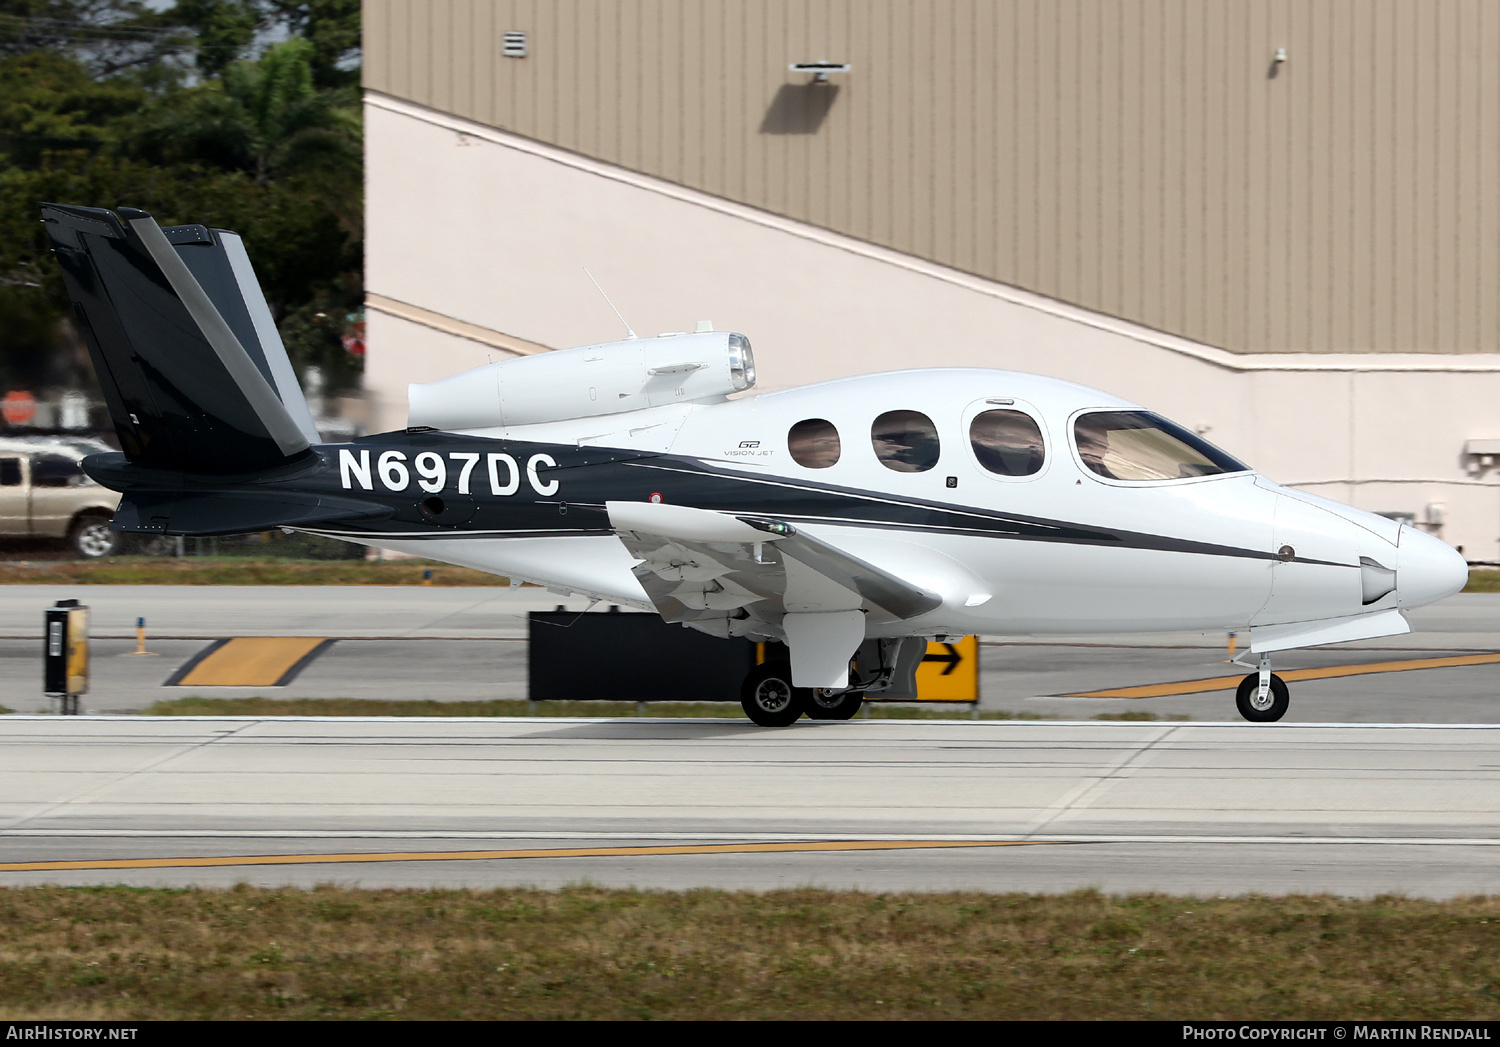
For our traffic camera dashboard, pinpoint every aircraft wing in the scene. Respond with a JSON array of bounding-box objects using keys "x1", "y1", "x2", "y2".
[{"x1": 606, "y1": 500, "x2": 942, "y2": 629}]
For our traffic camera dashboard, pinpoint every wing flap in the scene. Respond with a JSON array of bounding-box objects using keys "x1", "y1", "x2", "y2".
[
  {"x1": 605, "y1": 501, "x2": 941, "y2": 626},
  {"x1": 743, "y1": 518, "x2": 944, "y2": 620}
]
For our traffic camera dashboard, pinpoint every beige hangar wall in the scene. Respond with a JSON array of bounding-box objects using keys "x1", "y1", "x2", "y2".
[
  {"x1": 365, "y1": 93, "x2": 1500, "y2": 562},
  {"x1": 363, "y1": 0, "x2": 1500, "y2": 359}
]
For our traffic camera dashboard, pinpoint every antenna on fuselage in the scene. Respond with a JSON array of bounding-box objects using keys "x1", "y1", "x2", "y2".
[{"x1": 584, "y1": 268, "x2": 638, "y2": 340}]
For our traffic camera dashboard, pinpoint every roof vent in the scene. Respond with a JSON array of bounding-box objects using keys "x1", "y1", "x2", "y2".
[
  {"x1": 789, "y1": 61, "x2": 850, "y2": 84},
  {"x1": 502, "y1": 31, "x2": 528, "y2": 58}
]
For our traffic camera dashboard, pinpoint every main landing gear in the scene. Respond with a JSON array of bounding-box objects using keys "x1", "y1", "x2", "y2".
[
  {"x1": 805, "y1": 687, "x2": 864, "y2": 721},
  {"x1": 739, "y1": 661, "x2": 865, "y2": 727},
  {"x1": 1235, "y1": 653, "x2": 1289, "y2": 722}
]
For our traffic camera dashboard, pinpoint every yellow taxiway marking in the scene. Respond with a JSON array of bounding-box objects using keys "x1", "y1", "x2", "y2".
[
  {"x1": 1067, "y1": 652, "x2": 1500, "y2": 699},
  {"x1": 172, "y1": 637, "x2": 330, "y2": 687},
  {"x1": 0, "y1": 840, "x2": 1045, "y2": 873}
]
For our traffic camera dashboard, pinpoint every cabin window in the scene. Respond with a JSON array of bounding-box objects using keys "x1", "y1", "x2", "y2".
[
  {"x1": 0, "y1": 459, "x2": 19, "y2": 486},
  {"x1": 969, "y1": 410, "x2": 1044, "y2": 476},
  {"x1": 1073, "y1": 411, "x2": 1248, "y2": 481},
  {"x1": 871, "y1": 410, "x2": 940, "y2": 472},
  {"x1": 788, "y1": 418, "x2": 841, "y2": 468}
]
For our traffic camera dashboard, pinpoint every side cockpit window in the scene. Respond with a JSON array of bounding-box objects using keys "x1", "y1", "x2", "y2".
[
  {"x1": 970, "y1": 410, "x2": 1044, "y2": 476},
  {"x1": 871, "y1": 410, "x2": 940, "y2": 472},
  {"x1": 788, "y1": 418, "x2": 841, "y2": 468},
  {"x1": 1074, "y1": 411, "x2": 1248, "y2": 481}
]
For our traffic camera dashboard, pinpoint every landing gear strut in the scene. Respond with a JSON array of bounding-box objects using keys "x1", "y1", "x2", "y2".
[
  {"x1": 805, "y1": 687, "x2": 864, "y2": 721},
  {"x1": 1235, "y1": 653, "x2": 1289, "y2": 722}
]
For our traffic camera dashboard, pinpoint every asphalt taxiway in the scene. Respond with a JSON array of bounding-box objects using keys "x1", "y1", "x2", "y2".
[
  {"x1": 1, "y1": 585, "x2": 1498, "y2": 896},
  {"x1": 1, "y1": 716, "x2": 1498, "y2": 896},
  {"x1": 3, "y1": 586, "x2": 1500, "y2": 721}
]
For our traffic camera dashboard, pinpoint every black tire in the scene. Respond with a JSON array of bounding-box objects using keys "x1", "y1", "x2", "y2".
[
  {"x1": 805, "y1": 688, "x2": 864, "y2": 720},
  {"x1": 1235, "y1": 672, "x2": 1289, "y2": 722},
  {"x1": 68, "y1": 515, "x2": 119, "y2": 559},
  {"x1": 740, "y1": 662, "x2": 808, "y2": 727}
]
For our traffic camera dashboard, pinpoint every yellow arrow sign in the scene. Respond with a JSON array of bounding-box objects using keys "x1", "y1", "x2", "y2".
[
  {"x1": 912, "y1": 637, "x2": 979, "y2": 702},
  {"x1": 757, "y1": 637, "x2": 981, "y2": 703}
]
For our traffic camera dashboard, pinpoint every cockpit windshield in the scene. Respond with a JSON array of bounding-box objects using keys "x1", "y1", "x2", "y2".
[{"x1": 1073, "y1": 411, "x2": 1248, "y2": 481}]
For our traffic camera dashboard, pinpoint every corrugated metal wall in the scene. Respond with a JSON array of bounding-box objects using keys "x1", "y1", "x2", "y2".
[{"x1": 364, "y1": 0, "x2": 1500, "y2": 355}]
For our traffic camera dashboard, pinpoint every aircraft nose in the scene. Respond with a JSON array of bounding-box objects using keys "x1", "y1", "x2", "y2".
[{"x1": 1395, "y1": 524, "x2": 1469, "y2": 609}]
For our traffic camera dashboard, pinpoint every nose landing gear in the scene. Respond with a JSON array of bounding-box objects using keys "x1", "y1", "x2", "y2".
[{"x1": 1235, "y1": 653, "x2": 1289, "y2": 722}]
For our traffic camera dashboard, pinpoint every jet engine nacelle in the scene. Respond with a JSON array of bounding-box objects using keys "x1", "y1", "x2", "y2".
[{"x1": 407, "y1": 331, "x2": 755, "y2": 430}]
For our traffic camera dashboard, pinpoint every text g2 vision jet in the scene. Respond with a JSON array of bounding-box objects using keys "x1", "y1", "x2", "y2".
[{"x1": 42, "y1": 203, "x2": 1469, "y2": 726}]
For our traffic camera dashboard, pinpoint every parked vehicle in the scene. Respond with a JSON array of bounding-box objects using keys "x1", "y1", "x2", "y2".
[{"x1": 0, "y1": 437, "x2": 123, "y2": 558}]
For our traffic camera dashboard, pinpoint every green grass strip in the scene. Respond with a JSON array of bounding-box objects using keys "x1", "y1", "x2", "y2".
[
  {"x1": 0, "y1": 886, "x2": 1495, "y2": 1020},
  {"x1": 1463, "y1": 569, "x2": 1500, "y2": 593}
]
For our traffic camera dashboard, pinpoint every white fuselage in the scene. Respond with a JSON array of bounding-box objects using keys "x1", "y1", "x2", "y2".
[{"x1": 363, "y1": 368, "x2": 1467, "y2": 649}]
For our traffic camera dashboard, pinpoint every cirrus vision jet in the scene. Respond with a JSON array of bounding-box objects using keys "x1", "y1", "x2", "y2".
[{"x1": 41, "y1": 204, "x2": 1469, "y2": 725}]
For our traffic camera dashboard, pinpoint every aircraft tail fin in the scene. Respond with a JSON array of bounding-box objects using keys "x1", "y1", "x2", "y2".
[{"x1": 40, "y1": 203, "x2": 319, "y2": 474}]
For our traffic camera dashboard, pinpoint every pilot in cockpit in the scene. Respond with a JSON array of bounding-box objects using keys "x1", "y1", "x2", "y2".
[
  {"x1": 1074, "y1": 418, "x2": 1115, "y2": 478},
  {"x1": 1073, "y1": 411, "x2": 1246, "y2": 481}
]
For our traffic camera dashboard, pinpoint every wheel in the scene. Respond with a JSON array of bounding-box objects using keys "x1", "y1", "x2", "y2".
[
  {"x1": 68, "y1": 515, "x2": 120, "y2": 559},
  {"x1": 740, "y1": 662, "x2": 808, "y2": 727},
  {"x1": 805, "y1": 687, "x2": 864, "y2": 720},
  {"x1": 1235, "y1": 672, "x2": 1289, "y2": 722}
]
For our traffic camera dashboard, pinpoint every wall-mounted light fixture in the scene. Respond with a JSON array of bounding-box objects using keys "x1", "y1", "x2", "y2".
[
  {"x1": 1465, "y1": 438, "x2": 1500, "y2": 471},
  {"x1": 790, "y1": 61, "x2": 851, "y2": 84},
  {"x1": 1273, "y1": 47, "x2": 1288, "y2": 64}
]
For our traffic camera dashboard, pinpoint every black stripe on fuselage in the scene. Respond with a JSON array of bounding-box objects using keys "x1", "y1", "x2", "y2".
[
  {"x1": 306, "y1": 527, "x2": 616, "y2": 540},
  {"x1": 616, "y1": 454, "x2": 1347, "y2": 567},
  {"x1": 305, "y1": 435, "x2": 1347, "y2": 569}
]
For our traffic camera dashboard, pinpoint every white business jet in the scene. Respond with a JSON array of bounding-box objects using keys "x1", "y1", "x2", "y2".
[{"x1": 43, "y1": 204, "x2": 1469, "y2": 725}]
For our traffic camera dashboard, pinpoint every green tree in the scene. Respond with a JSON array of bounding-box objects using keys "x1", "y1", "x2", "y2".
[
  {"x1": 266, "y1": 1, "x2": 359, "y2": 89},
  {"x1": 0, "y1": 0, "x2": 193, "y2": 77},
  {"x1": 0, "y1": 44, "x2": 153, "y2": 392},
  {"x1": 0, "y1": 49, "x2": 146, "y2": 167},
  {"x1": 125, "y1": 36, "x2": 362, "y2": 387},
  {"x1": 167, "y1": 0, "x2": 264, "y2": 77},
  {"x1": 133, "y1": 37, "x2": 359, "y2": 188},
  {"x1": 0, "y1": 2, "x2": 364, "y2": 406}
]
